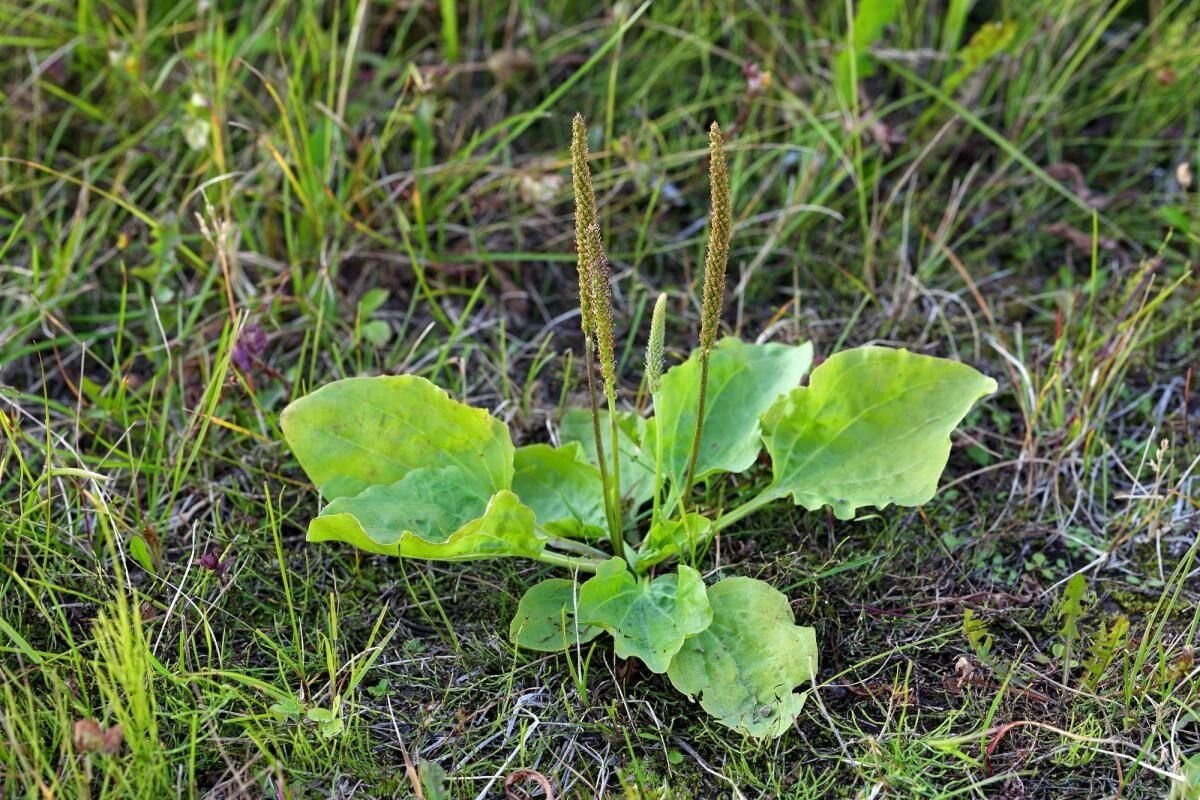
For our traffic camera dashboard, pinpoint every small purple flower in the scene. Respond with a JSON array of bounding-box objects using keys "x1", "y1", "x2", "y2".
[
  {"x1": 231, "y1": 324, "x2": 268, "y2": 373},
  {"x1": 198, "y1": 547, "x2": 229, "y2": 575}
]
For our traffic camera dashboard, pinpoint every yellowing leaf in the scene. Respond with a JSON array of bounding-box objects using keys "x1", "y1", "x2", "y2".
[
  {"x1": 578, "y1": 559, "x2": 711, "y2": 673},
  {"x1": 762, "y1": 346, "x2": 996, "y2": 520},
  {"x1": 310, "y1": 489, "x2": 542, "y2": 561},
  {"x1": 668, "y1": 577, "x2": 817, "y2": 738},
  {"x1": 649, "y1": 338, "x2": 812, "y2": 506},
  {"x1": 510, "y1": 578, "x2": 602, "y2": 652},
  {"x1": 943, "y1": 20, "x2": 1017, "y2": 93},
  {"x1": 560, "y1": 408, "x2": 655, "y2": 509},
  {"x1": 512, "y1": 442, "x2": 607, "y2": 539},
  {"x1": 281, "y1": 375, "x2": 513, "y2": 500}
]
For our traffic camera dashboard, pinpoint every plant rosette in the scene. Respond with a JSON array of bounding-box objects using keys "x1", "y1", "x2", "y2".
[
  {"x1": 281, "y1": 339, "x2": 994, "y2": 738},
  {"x1": 280, "y1": 115, "x2": 996, "y2": 738}
]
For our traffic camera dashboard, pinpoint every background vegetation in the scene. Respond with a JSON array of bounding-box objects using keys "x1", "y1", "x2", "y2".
[{"x1": 1, "y1": 0, "x2": 1197, "y2": 797}]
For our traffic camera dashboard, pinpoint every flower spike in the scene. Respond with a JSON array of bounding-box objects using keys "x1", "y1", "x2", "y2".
[
  {"x1": 699, "y1": 122, "x2": 731, "y2": 356},
  {"x1": 571, "y1": 113, "x2": 600, "y2": 339},
  {"x1": 646, "y1": 293, "x2": 667, "y2": 394}
]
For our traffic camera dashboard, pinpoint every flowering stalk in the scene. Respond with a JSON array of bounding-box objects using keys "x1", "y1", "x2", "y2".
[
  {"x1": 588, "y1": 224, "x2": 624, "y2": 551},
  {"x1": 571, "y1": 114, "x2": 624, "y2": 559},
  {"x1": 681, "y1": 122, "x2": 732, "y2": 502},
  {"x1": 645, "y1": 293, "x2": 667, "y2": 392},
  {"x1": 645, "y1": 293, "x2": 668, "y2": 526}
]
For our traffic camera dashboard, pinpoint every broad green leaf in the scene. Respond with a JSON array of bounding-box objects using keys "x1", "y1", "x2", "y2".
[
  {"x1": 512, "y1": 442, "x2": 607, "y2": 539},
  {"x1": 311, "y1": 466, "x2": 489, "y2": 551},
  {"x1": 560, "y1": 408, "x2": 654, "y2": 508},
  {"x1": 310, "y1": 488, "x2": 542, "y2": 561},
  {"x1": 281, "y1": 375, "x2": 513, "y2": 500},
  {"x1": 762, "y1": 346, "x2": 996, "y2": 520},
  {"x1": 650, "y1": 338, "x2": 812, "y2": 500},
  {"x1": 834, "y1": 0, "x2": 900, "y2": 106},
  {"x1": 667, "y1": 577, "x2": 818, "y2": 739},
  {"x1": 394, "y1": 491, "x2": 539, "y2": 560},
  {"x1": 578, "y1": 559, "x2": 711, "y2": 673},
  {"x1": 636, "y1": 513, "x2": 714, "y2": 571},
  {"x1": 510, "y1": 578, "x2": 602, "y2": 652}
]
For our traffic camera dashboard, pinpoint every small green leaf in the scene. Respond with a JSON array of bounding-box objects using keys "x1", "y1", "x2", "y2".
[
  {"x1": 667, "y1": 577, "x2": 817, "y2": 739},
  {"x1": 1081, "y1": 615, "x2": 1129, "y2": 691},
  {"x1": 512, "y1": 442, "x2": 607, "y2": 539},
  {"x1": 650, "y1": 338, "x2": 812, "y2": 501},
  {"x1": 578, "y1": 559, "x2": 711, "y2": 673},
  {"x1": 1056, "y1": 573, "x2": 1089, "y2": 641},
  {"x1": 269, "y1": 698, "x2": 303, "y2": 720},
  {"x1": 762, "y1": 347, "x2": 996, "y2": 520},
  {"x1": 360, "y1": 319, "x2": 391, "y2": 347},
  {"x1": 358, "y1": 288, "x2": 390, "y2": 316},
  {"x1": 306, "y1": 707, "x2": 334, "y2": 723},
  {"x1": 637, "y1": 513, "x2": 714, "y2": 571},
  {"x1": 281, "y1": 375, "x2": 513, "y2": 500},
  {"x1": 128, "y1": 535, "x2": 157, "y2": 574},
  {"x1": 561, "y1": 408, "x2": 654, "y2": 508},
  {"x1": 510, "y1": 578, "x2": 602, "y2": 652},
  {"x1": 418, "y1": 759, "x2": 450, "y2": 800},
  {"x1": 310, "y1": 489, "x2": 543, "y2": 560},
  {"x1": 304, "y1": 695, "x2": 343, "y2": 738},
  {"x1": 318, "y1": 715, "x2": 344, "y2": 738}
]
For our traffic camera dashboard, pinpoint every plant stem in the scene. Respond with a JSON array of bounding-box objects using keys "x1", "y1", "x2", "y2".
[
  {"x1": 650, "y1": 417, "x2": 665, "y2": 528},
  {"x1": 546, "y1": 536, "x2": 609, "y2": 560},
  {"x1": 712, "y1": 484, "x2": 782, "y2": 534},
  {"x1": 535, "y1": 550, "x2": 605, "y2": 573},
  {"x1": 680, "y1": 354, "x2": 711, "y2": 504},
  {"x1": 605, "y1": 390, "x2": 624, "y2": 551},
  {"x1": 584, "y1": 341, "x2": 623, "y2": 560}
]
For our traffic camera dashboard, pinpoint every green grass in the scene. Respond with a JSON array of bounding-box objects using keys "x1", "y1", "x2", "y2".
[{"x1": 2, "y1": 0, "x2": 1199, "y2": 797}]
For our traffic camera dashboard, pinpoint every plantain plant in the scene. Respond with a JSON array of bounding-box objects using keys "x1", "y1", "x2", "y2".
[{"x1": 280, "y1": 115, "x2": 997, "y2": 738}]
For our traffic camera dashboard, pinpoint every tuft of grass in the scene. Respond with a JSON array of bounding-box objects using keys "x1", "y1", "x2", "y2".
[{"x1": 2, "y1": 0, "x2": 1198, "y2": 797}]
